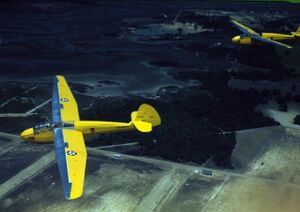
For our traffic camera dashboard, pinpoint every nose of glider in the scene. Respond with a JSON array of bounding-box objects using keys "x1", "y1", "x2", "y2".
[
  {"x1": 232, "y1": 35, "x2": 240, "y2": 43},
  {"x1": 20, "y1": 128, "x2": 34, "y2": 141}
]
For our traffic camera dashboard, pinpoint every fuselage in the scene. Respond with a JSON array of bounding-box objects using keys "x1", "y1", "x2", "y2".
[
  {"x1": 20, "y1": 121, "x2": 134, "y2": 143},
  {"x1": 232, "y1": 32, "x2": 295, "y2": 45}
]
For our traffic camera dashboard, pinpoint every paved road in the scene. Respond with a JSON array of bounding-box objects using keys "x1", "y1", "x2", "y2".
[
  {"x1": 96, "y1": 142, "x2": 140, "y2": 150},
  {"x1": 0, "y1": 138, "x2": 22, "y2": 156},
  {"x1": 0, "y1": 113, "x2": 37, "y2": 117},
  {"x1": 0, "y1": 132, "x2": 19, "y2": 140},
  {"x1": 0, "y1": 98, "x2": 51, "y2": 117},
  {"x1": 135, "y1": 169, "x2": 188, "y2": 212},
  {"x1": 0, "y1": 86, "x2": 38, "y2": 108},
  {"x1": 24, "y1": 98, "x2": 51, "y2": 115},
  {"x1": 0, "y1": 151, "x2": 55, "y2": 199},
  {"x1": 0, "y1": 133, "x2": 22, "y2": 155}
]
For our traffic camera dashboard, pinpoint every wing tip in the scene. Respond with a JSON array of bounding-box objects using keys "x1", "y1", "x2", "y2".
[
  {"x1": 55, "y1": 75, "x2": 65, "y2": 80},
  {"x1": 66, "y1": 192, "x2": 83, "y2": 200},
  {"x1": 230, "y1": 19, "x2": 238, "y2": 26},
  {"x1": 231, "y1": 19, "x2": 243, "y2": 26}
]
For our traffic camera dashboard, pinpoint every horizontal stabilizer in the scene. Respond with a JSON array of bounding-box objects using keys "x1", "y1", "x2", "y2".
[
  {"x1": 133, "y1": 120, "x2": 152, "y2": 132},
  {"x1": 131, "y1": 104, "x2": 161, "y2": 133}
]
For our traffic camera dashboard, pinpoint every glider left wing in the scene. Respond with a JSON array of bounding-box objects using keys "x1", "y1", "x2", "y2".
[
  {"x1": 231, "y1": 20, "x2": 259, "y2": 36},
  {"x1": 52, "y1": 75, "x2": 80, "y2": 124},
  {"x1": 54, "y1": 128, "x2": 87, "y2": 200}
]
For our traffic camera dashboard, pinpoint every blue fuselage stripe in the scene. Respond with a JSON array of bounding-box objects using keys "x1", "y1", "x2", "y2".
[{"x1": 54, "y1": 128, "x2": 71, "y2": 199}]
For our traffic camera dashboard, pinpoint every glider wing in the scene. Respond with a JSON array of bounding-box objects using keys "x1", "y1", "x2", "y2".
[
  {"x1": 52, "y1": 75, "x2": 80, "y2": 124},
  {"x1": 54, "y1": 128, "x2": 87, "y2": 200},
  {"x1": 231, "y1": 20, "x2": 259, "y2": 36},
  {"x1": 252, "y1": 35, "x2": 293, "y2": 49}
]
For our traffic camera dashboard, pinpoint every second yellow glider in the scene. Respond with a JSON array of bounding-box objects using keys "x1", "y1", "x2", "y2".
[{"x1": 231, "y1": 20, "x2": 300, "y2": 49}]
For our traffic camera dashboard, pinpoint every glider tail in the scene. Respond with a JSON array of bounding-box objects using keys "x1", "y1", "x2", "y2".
[
  {"x1": 292, "y1": 26, "x2": 300, "y2": 37},
  {"x1": 131, "y1": 104, "x2": 161, "y2": 132}
]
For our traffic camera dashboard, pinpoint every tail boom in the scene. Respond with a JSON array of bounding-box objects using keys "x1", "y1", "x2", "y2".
[{"x1": 74, "y1": 104, "x2": 161, "y2": 135}]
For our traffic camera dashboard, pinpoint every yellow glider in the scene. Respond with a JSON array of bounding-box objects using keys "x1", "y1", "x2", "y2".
[
  {"x1": 231, "y1": 20, "x2": 300, "y2": 49},
  {"x1": 20, "y1": 75, "x2": 161, "y2": 200}
]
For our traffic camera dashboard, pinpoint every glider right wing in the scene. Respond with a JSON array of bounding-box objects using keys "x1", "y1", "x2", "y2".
[
  {"x1": 252, "y1": 35, "x2": 293, "y2": 49},
  {"x1": 231, "y1": 20, "x2": 259, "y2": 36}
]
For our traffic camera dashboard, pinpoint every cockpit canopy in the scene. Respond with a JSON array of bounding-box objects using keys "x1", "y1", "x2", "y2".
[
  {"x1": 32, "y1": 122, "x2": 74, "y2": 135},
  {"x1": 33, "y1": 123, "x2": 53, "y2": 134}
]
